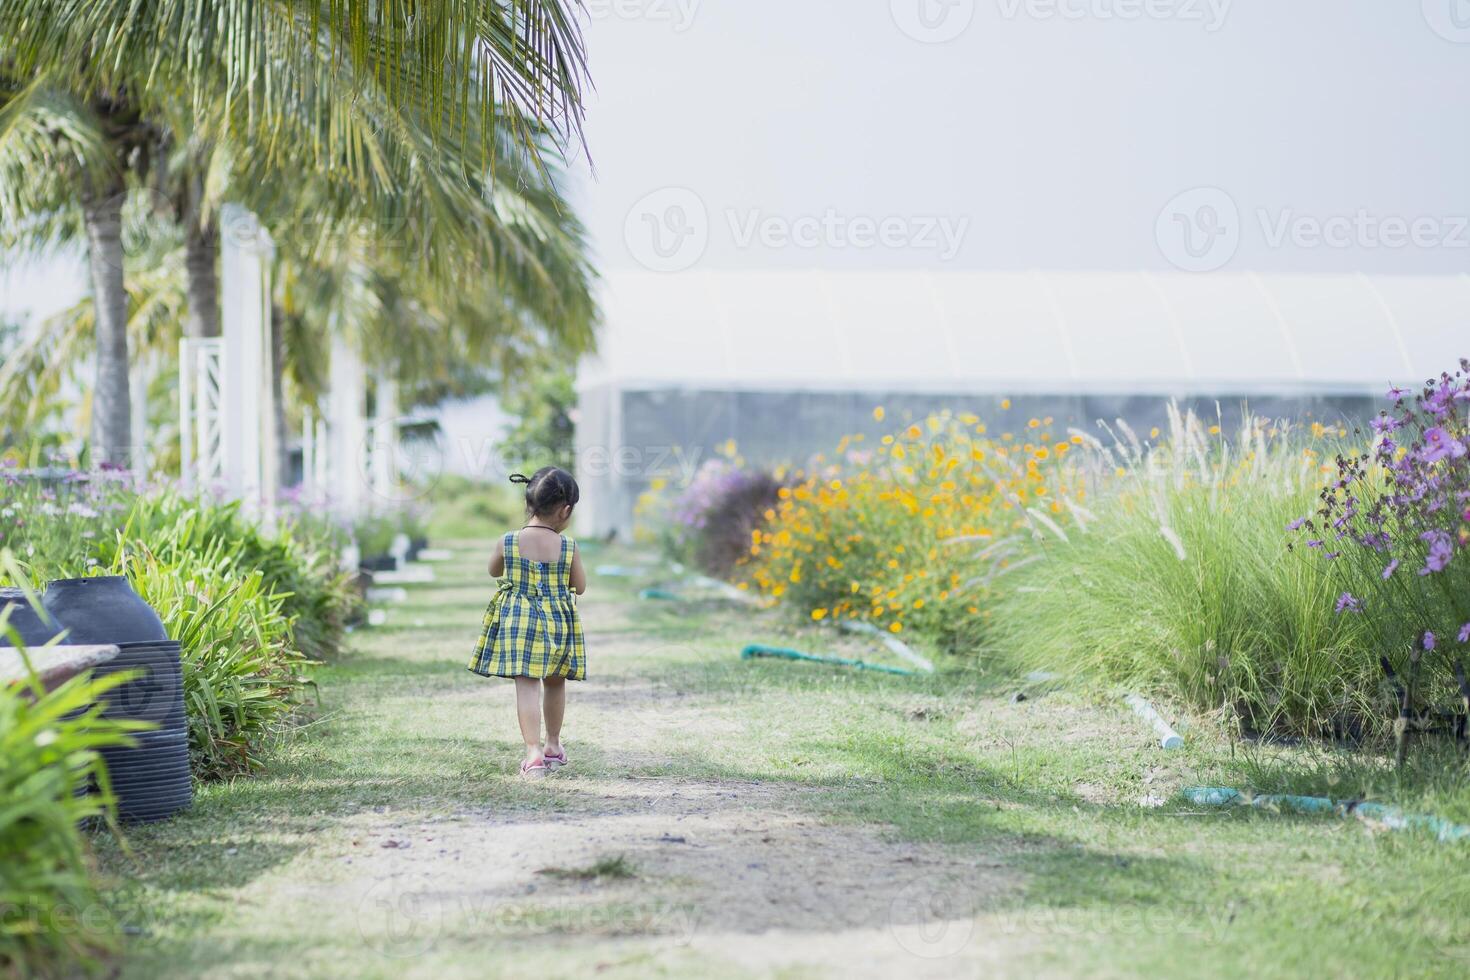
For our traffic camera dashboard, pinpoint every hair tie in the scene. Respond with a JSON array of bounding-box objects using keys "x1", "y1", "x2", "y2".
[{"x1": 509, "y1": 473, "x2": 531, "y2": 485}]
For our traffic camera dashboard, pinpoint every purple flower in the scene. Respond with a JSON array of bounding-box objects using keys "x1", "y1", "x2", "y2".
[
  {"x1": 1334, "y1": 593, "x2": 1362, "y2": 614},
  {"x1": 1306, "y1": 539, "x2": 1324, "y2": 549},
  {"x1": 1382, "y1": 559, "x2": 1400, "y2": 580},
  {"x1": 1370, "y1": 415, "x2": 1400, "y2": 435},
  {"x1": 1420, "y1": 427, "x2": 1467, "y2": 463},
  {"x1": 1419, "y1": 529, "x2": 1454, "y2": 575},
  {"x1": 1286, "y1": 517, "x2": 1306, "y2": 531},
  {"x1": 1387, "y1": 385, "x2": 1408, "y2": 402},
  {"x1": 1459, "y1": 623, "x2": 1470, "y2": 644},
  {"x1": 1424, "y1": 631, "x2": 1437, "y2": 651}
]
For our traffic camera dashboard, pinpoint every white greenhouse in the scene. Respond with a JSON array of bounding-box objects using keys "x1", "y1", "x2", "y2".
[{"x1": 574, "y1": 269, "x2": 1470, "y2": 538}]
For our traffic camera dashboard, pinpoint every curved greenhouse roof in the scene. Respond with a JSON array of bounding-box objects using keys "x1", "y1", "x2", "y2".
[{"x1": 580, "y1": 270, "x2": 1470, "y2": 394}]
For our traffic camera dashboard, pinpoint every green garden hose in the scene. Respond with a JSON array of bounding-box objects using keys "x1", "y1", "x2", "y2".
[{"x1": 739, "y1": 644, "x2": 918, "y2": 677}]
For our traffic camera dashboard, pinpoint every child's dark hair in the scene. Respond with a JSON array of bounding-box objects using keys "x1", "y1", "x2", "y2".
[{"x1": 509, "y1": 466, "x2": 580, "y2": 518}]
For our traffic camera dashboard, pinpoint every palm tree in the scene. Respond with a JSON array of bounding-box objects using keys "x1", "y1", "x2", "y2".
[{"x1": 0, "y1": 0, "x2": 592, "y2": 463}]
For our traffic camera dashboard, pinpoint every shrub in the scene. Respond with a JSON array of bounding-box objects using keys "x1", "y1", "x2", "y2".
[
  {"x1": 128, "y1": 495, "x2": 357, "y2": 662},
  {"x1": 992, "y1": 408, "x2": 1382, "y2": 738},
  {"x1": 0, "y1": 639, "x2": 138, "y2": 976},
  {"x1": 663, "y1": 459, "x2": 785, "y2": 578},
  {"x1": 745, "y1": 409, "x2": 1083, "y2": 654}
]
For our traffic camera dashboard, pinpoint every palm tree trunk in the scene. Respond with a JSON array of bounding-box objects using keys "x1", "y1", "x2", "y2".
[
  {"x1": 81, "y1": 171, "x2": 131, "y2": 468},
  {"x1": 182, "y1": 181, "x2": 220, "y2": 338}
]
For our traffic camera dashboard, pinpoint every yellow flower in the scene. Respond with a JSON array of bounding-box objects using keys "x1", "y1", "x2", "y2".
[
  {"x1": 811, "y1": 608, "x2": 828, "y2": 620},
  {"x1": 906, "y1": 424, "x2": 922, "y2": 440},
  {"x1": 913, "y1": 599, "x2": 925, "y2": 610},
  {"x1": 888, "y1": 622, "x2": 903, "y2": 633},
  {"x1": 1000, "y1": 398, "x2": 1011, "y2": 410},
  {"x1": 873, "y1": 406, "x2": 885, "y2": 421}
]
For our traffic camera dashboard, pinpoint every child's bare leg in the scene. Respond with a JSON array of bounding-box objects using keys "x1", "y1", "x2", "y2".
[
  {"x1": 542, "y1": 677, "x2": 566, "y2": 754},
  {"x1": 514, "y1": 677, "x2": 543, "y2": 763}
]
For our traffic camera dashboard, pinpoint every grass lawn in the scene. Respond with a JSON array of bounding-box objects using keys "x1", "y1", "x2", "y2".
[{"x1": 90, "y1": 541, "x2": 1470, "y2": 978}]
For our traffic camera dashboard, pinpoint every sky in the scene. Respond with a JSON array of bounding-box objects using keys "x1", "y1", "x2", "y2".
[
  {"x1": 5, "y1": 2, "x2": 1468, "y2": 320},
  {"x1": 571, "y1": 0, "x2": 1470, "y2": 276}
]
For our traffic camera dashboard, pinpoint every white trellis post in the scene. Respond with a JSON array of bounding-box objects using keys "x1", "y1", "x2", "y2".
[
  {"x1": 218, "y1": 205, "x2": 277, "y2": 518},
  {"x1": 327, "y1": 332, "x2": 368, "y2": 516},
  {"x1": 178, "y1": 338, "x2": 225, "y2": 493}
]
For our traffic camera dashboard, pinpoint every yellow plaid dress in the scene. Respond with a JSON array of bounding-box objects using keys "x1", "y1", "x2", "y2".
[{"x1": 468, "y1": 531, "x2": 586, "y2": 680}]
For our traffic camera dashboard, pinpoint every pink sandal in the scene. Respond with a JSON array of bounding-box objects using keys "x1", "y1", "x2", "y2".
[
  {"x1": 543, "y1": 748, "x2": 568, "y2": 771},
  {"x1": 520, "y1": 756, "x2": 547, "y2": 779}
]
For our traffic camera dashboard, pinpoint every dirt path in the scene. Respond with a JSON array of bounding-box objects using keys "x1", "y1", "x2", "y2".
[{"x1": 286, "y1": 577, "x2": 1021, "y2": 978}]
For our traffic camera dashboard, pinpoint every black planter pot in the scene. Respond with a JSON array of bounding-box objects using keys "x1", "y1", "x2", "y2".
[
  {"x1": 92, "y1": 641, "x2": 184, "y2": 724},
  {"x1": 99, "y1": 721, "x2": 191, "y2": 822},
  {"x1": 0, "y1": 587, "x2": 62, "y2": 648},
  {"x1": 407, "y1": 536, "x2": 429, "y2": 561},
  {"x1": 42, "y1": 576, "x2": 168, "y2": 645},
  {"x1": 359, "y1": 554, "x2": 397, "y2": 573}
]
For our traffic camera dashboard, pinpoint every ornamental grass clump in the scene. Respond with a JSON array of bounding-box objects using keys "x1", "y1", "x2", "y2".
[
  {"x1": 995, "y1": 406, "x2": 1378, "y2": 738},
  {"x1": 745, "y1": 409, "x2": 1085, "y2": 654},
  {"x1": 1291, "y1": 362, "x2": 1470, "y2": 740}
]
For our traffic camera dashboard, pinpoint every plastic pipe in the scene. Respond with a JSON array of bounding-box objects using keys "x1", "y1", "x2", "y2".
[
  {"x1": 839, "y1": 620, "x2": 935, "y2": 673},
  {"x1": 740, "y1": 644, "x2": 918, "y2": 677},
  {"x1": 1182, "y1": 787, "x2": 1470, "y2": 843},
  {"x1": 1123, "y1": 694, "x2": 1184, "y2": 749}
]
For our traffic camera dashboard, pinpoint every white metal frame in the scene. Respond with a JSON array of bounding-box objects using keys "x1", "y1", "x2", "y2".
[{"x1": 178, "y1": 338, "x2": 225, "y2": 493}]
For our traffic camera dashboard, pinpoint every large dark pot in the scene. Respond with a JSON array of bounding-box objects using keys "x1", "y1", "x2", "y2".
[
  {"x1": 0, "y1": 587, "x2": 62, "y2": 647},
  {"x1": 407, "y1": 536, "x2": 429, "y2": 561},
  {"x1": 42, "y1": 576, "x2": 168, "y2": 645},
  {"x1": 99, "y1": 726, "x2": 193, "y2": 823},
  {"x1": 93, "y1": 641, "x2": 186, "y2": 726},
  {"x1": 93, "y1": 638, "x2": 192, "y2": 822}
]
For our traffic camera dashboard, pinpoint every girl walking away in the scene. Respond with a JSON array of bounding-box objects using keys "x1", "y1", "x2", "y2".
[{"x1": 468, "y1": 467, "x2": 588, "y2": 778}]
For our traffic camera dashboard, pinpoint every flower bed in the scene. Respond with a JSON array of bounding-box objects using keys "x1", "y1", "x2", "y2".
[{"x1": 643, "y1": 400, "x2": 1436, "y2": 740}]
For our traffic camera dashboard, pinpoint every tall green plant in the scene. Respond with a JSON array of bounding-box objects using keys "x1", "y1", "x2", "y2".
[
  {"x1": 992, "y1": 408, "x2": 1384, "y2": 738},
  {"x1": 0, "y1": 630, "x2": 139, "y2": 976}
]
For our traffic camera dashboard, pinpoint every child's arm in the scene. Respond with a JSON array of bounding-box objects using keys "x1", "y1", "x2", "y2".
[
  {"x1": 488, "y1": 537, "x2": 506, "y2": 577},
  {"x1": 569, "y1": 544, "x2": 587, "y2": 595}
]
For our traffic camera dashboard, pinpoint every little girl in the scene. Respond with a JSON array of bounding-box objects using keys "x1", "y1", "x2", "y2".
[{"x1": 467, "y1": 467, "x2": 587, "y2": 778}]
